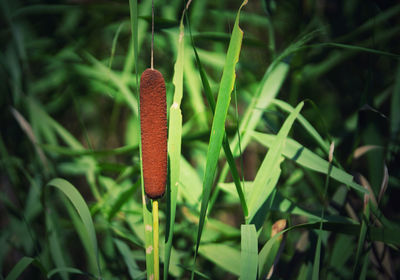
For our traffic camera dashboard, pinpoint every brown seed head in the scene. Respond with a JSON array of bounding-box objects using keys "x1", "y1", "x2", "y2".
[{"x1": 140, "y1": 68, "x2": 167, "y2": 199}]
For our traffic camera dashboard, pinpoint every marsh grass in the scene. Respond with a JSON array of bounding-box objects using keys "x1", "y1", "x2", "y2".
[{"x1": 1, "y1": 0, "x2": 400, "y2": 279}]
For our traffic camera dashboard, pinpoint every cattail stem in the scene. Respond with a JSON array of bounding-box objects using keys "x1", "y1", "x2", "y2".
[
  {"x1": 151, "y1": 0, "x2": 154, "y2": 69},
  {"x1": 153, "y1": 200, "x2": 160, "y2": 280}
]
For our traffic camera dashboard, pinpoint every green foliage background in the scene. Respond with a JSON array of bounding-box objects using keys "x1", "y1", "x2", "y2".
[{"x1": 1, "y1": 0, "x2": 399, "y2": 279}]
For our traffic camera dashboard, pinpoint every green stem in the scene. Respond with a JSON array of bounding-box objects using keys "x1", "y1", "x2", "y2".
[{"x1": 153, "y1": 200, "x2": 160, "y2": 280}]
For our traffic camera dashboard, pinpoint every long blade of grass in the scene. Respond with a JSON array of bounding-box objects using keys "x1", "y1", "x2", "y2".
[
  {"x1": 59, "y1": 193, "x2": 98, "y2": 273},
  {"x1": 271, "y1": 99, "x2": 329, "y2": 153},
  {"x1": 164, "y1": 5, "x2": 186, "y2": 279},
  {"x1": 337, "y1": 4, "x2": 400, "y2": 42},
  {"x1": 327, "y1": 235, "x2": 354, "y2": 280},
  {"x1": 186, "y1": 8, "x2": 248, "y2": 219},
  {"x1": 219, "y1": 182, "x2": 352, "y2": 223},
  {"x1": 107, "y1": 180, "x2": 139, "y2": 221},
  {"x1": 312, "y1": 143, "x2": 334, "y2": 280},
  {"x1": 47, "y1": 267, "x2": 95, "y2": 279},
  {"x1": 258, "y1": 220, "x2": 286, "y2": 279},
  {"x1": 40, "y1": 143, "x2": 137, "y2": 157},
  {"x1": 296, "y1": 221, "x2": 400, "y2": 245},
  {"x1": 247, "y1": 102, "x2": 304, "y2": 223},
  {"x1": 198, "y1": 243, "x2": 241, "y2": 276},
  {"x1": 27, "y1": 97, "x2": 83, "y2": 149},
  {"x1": 231, "y1": 62, "x2": 290, "y2": 156},
  {"x1": 46, "y1": 210, "x2": 69, "y2": 280},
  {"x1": 83, "y1": 52, "x2": 138, "y2": 114},
  {"x1": 352, "y1": 191, "x2": 371, "y2": 278},
  {"x1": 114, "y1": 239, "x2": 145, "y2": 279},
  {"x1": 10, "y1": 107, "x2": 49, "y2": 173},
  {"x1": 192, "y1": 2, "x2": 248, "y2": 276},
  {"x1": 108, "y1": 22, "x2": 125, "y2": 70},
  {"x1": 129, "y1": 0, "x2": 138, "y2": 79},
  {"x1": 124, "y1": 0, "x2": 152, "y2": 77},
  {"x1": 305, "y1": 43, "x2": 400, "y2": 59},
  {"x1": 46, "y1": 178, "x2": 101, "y2": 278},
  {"x1": 5, "y1": 257, "x2": 34, "y2": 280},
  {"x1": 240, "y1": 224, "x2": 258, "y2": 280},
  {"x1": 252, "y1": 132, "x2": 367, "y2": 194},
  {"x1": 228, "y1": 29, "x2": 320, "y2": 158}
]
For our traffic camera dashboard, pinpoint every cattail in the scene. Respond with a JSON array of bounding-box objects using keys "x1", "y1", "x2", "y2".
[{"x1": 140, "y1": 68, "x2": 167, "y2": 199}]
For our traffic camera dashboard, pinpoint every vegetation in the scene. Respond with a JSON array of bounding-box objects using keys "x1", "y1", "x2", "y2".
[{"x1": 1, "y1": 0, "x2": 399, "y2": 279}]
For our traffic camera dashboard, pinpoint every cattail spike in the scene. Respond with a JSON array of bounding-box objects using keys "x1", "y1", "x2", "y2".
[{"x1": 140, "y1": 68, "x2": 167, "y2": 199}]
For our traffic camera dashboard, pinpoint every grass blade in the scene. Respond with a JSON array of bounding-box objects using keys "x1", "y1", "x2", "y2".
[
  {"x1": 46, "y1": 178, "x2": 101, "y2": 278},
  {"x1": 240, "y1": 224, "x2": 258, "y2": 280},
  {"x1": 231, "y1": 62, "x2": 290, "y2": 156},
  {"x1": 271, "y1": 99, "x2": 329, "y2": 153},
  {"x1": 164, "y1": 5, "x2": 186, "y2": 279},
  {"x1": 307, "y1": 43, "x2": 400, "y2": 59},
  {"x1": 47, "y1": 267, "x2": 95, "y2": 279},
  {"x1": 114, "y1": 238, "x2": 144, "y2": 279},
  {"x1": 312, "y1": 143, "x2": 334, "y2": 280},
  {"x1": 192, "y1": 1, "x2": 248, "y2": 276},
  {"x1": 5, "y1": 257, "x2": 34, "y2": 280},
  {"x1": 247, "y1": 102, "x2": 304, "y2": 223},
  {"x1": 258, "y1": 219, "x2": 286, "y2": 279},
  {"x1": 46, "y1": 210, "x2": 69, "y2": 280},
  {"x1": 198, "y1": 243, "x2": 241, "y2": 276},
  {"x1": 187, "y1": 9, "x2": 248, "y2": 219},
  {"x1": 107, "y1": 181, "x2": 139, "y2": 221},
  {"x1": 352, "y1": 190, "x2": 371, "y2": 278},
  {"x1": 252, "y1": 132, "x2": 367, "y2": 194}
]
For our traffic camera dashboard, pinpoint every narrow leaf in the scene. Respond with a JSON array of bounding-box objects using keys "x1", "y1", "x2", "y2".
[
  {"x1": 5, "y1": 257, "x2": 34, "y2": 280},
  {"x1": 192, "y1": 1, "x2": 248, "y2": 275},
  {"x1": 248, "y1": 102, "x2": 304, "y2": 222},
  {"x1": 47, "y1": 178, "x2": 101, "y2": 277},
  {"x1": 164, "y1": 7, "x2": 185, "y2": 279},
  {"x1": 252, "y1": 132, "x2": 367, "y2": 194},
  {"x1": 240, "y1": 224, "x2": 258, "y2": 280}
]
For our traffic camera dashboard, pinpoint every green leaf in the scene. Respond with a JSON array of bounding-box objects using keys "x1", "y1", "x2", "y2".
[
  {"x1": 164, "y1": 8, "x2": 185, "y2": 279},
  {"x1": 240, "y1": 224, "x2": 258, "y2": 280},
  {"x1": 247, "y1": 102, "x2": 304, "y2": 223},
  {"x1": 313, "y1": 149, "x2": 334, "y2": 280},
  {"x1": 187, "y1": 8, "x2": 248, "y2": 219},
  {"x1": 5, "y1": 257, "x2": 34, "y2": 280},
  {"x1": 307, "y1": 42, "x2": 400, "y2": 59},
  {"x1": 258, "y1": 232, "x2": 282, "y2": 279},
  {"x1": 46, "y1": 178, "x2": 101, "y2": 278},
  {"x1": 231, "y1": 61, "x2": 290, "y2": 156},
  {"x1": 352, "y1": 201, "x2": 370, "y2": 278},
  {"x1": 252, "y1": 132, "x2": 367, "y2": 194},
  {"x1": 220, "y1": 182, "x2": 352, "y2": 223},
  {"x1": 40, "y1": 143, "x2": 137, "y2": 157},
  {"x1": 47, "y1": 267, "x2": 95, "y2": 279},
  {"x1": 327, "y1": 235, "x2": 354, "y2": 280},
  {"x1": 46, "y1": 210, "x2": 69, "y2": 280},
  {"x1": 192, "y1": 1, "x2": 248, "y2": 275},
  {"x1": 271, "y1": 99, "x2": 329, "y2": 154},
  {"x1": 107, "y1": 181, "x2": 139, "y2": 221},
  {"x1": 198, "y1": 243, "x2": 241, "y2": 276},
  {"x1": 114, "y1": 238, "x2": 144, "y2": 279}
]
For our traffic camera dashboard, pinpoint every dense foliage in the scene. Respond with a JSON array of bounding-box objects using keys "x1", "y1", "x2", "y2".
[{"x1": 1, "y1": 0, "x2": 399, "y2": 279}]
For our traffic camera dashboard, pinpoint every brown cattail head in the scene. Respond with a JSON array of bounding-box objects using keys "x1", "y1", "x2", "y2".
[{"x1": 140, "y1": 68, "x2": 167, "y2": 199}]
